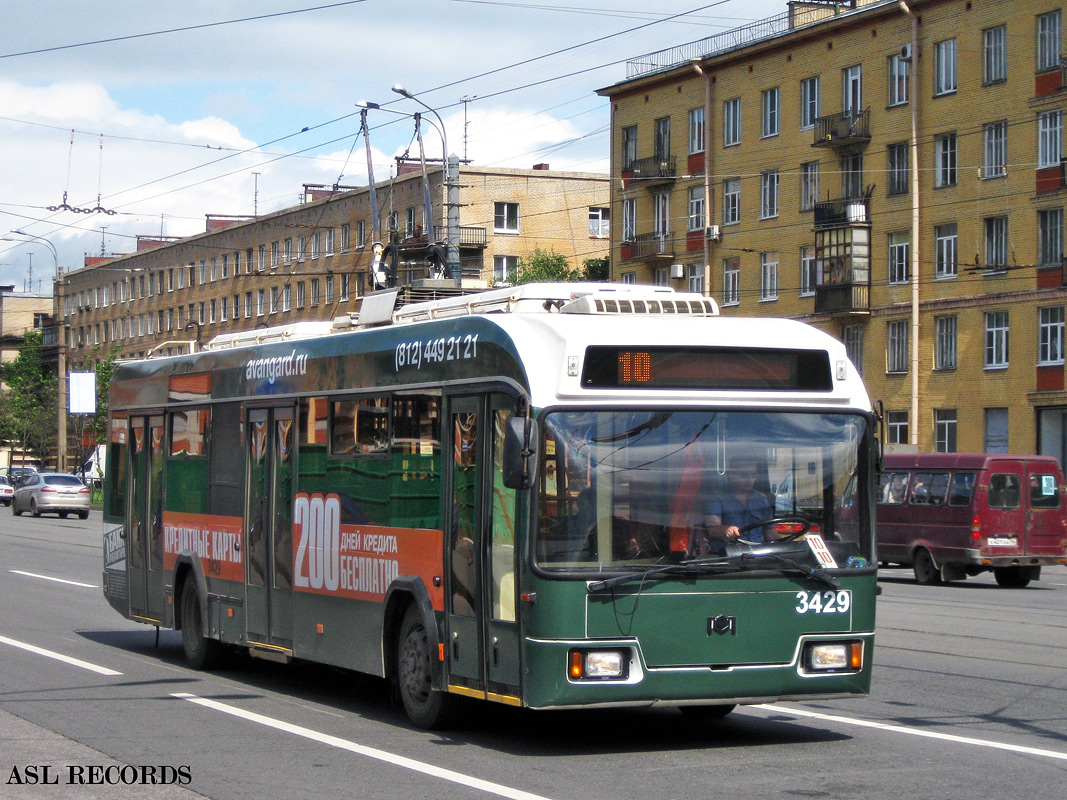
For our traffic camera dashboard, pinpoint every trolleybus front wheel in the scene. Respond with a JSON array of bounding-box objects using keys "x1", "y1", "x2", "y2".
[
  {"x1": 397, "y1": 605, "x2": 455, "y2": 729},
  {"x1": 180, "y1": 579, "x2": 224, "y2": 670}
]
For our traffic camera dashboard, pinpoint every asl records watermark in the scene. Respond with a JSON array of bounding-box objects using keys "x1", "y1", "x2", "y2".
[{"x1": 6, "y1": 764, "x2": 192, "y2": 786}]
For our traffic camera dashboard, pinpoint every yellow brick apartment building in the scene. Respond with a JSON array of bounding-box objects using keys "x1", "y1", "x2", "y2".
[{"x1": 599, "y1": 0, "x2": 1067, "y2": 463}]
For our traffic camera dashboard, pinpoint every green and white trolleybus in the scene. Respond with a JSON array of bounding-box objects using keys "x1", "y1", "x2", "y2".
[{"x1": 102, "y1": 283, "x2": 878, "y2": 728}]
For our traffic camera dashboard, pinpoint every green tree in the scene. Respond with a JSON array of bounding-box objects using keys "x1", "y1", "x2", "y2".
[
  {"x1": 1, "y1": 331, "x2": 57, "y2": 465},
  {"x1": 512, "y1": 248, "x2": 584, "y2": 285},
  {"x1": 582, "y1": 257, "x2": 609, "y2": 282}
]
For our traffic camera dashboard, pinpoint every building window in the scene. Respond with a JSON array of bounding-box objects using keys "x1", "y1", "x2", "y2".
[
  {"x1": 888, "y1": 53, "x2": 909, "y2": 106},
  {"x1": 800, "y1": 76, "x2": 820, "y2": 129},
  {"x1": 983, "y1": 25, "x2": 1007, "y2": 84},
  {"x1": 493, "y1": 255, "x2": 518, "y2": 283},
  {"x1": 297, "y1": 281, "x2": 306, "y2": 308},
  {"x1": 887, "y1": 142, "x2": 908, "y2": 195},
  {"x1": 271, "y1": 242, "x2": 280, "y2": 269},
  {"x1": 800, "y1": 161, "x2": 819, "y2": 211},
  {"x1": 283, "y1": 284, "x2": 292, "y2": 312},
  {"x1": 843, "y1": 325, "x2": 863, "y2": 374},
  {"x1": 935, "y1": 315, "x2": 957, "y2": 370},
  {"x1": 934, "y1": 410, "x2": 957, "y2": 453},
  {"x1": 1038, "y1": 110, "x2": 1062, "y2": 168},
  {"x1": 984, "y1": 310, "x2": 1009, "y2": 368},
  {"x1": 245, "y1": 291, "x2": 253, "y2": 318},
  {"x1": 1039, "y1": 208, "x2": 1064, "y2": 266},
  {"x1": 311, "y1": 278, "x2": 321, "y2": 305},
  {"x1": 800, "y1": 246, "x2": 818, "y2": 296},
  {"x1": 843, "y1": 65, "x2": 862, "y2": 117},
  {"x1": 886, "y1": 411, "x2": 908, "y2": 444},
  {"x1": 341, "y1": 224, "x2": 350, "y2": 252},
  {"x1": 760, "y1": 252, "x2": 778, "y2": 300},
  {"x1": 934, "y1": 39, "x2": 957, "y2": 95},
  {"x1": 311, "y1": 232, "x2": 321, "y2": 258},
  {"x1": 761, "y1": 87, "x2": 780, "y2": 137},
  {"x1": 325, "y1": 228, "x2": 334, "y2": 254},
  {"x1": 983, "y1": 121, "x2": 1007, "y2": 178},
  {"x1": 1037, "y1": 10, "x2": 1062, "y2": 71},
  {"x1": 620, "y1": 272, "x2": 637, "y2": 285},
  {"x1": 760, "y1": 170, "x2": 779, "y2": 219},
  {"x1": 723, "y1": 257, "x2": 740, "y2": 306},
  {"x1": 1039, "y1": 306, "x2": 1065, "y2": 365},
  {"x1": 654, "y1": 116, "x2": 671, "y2": 159},
  {"x1": 256, "y1": 289, "x2": 265, "y2": 317},
  {"x1": 325, "y1": 275, "x2": 334, "y2": 303},
  {"x1": 494, "y1": 202, "x2": 519, "y2": 233},
  {"x1": 340, "y1": 274, "x2": 349, "y2": 301},
  {"x1": 688, "y1": 107, "x2": 705, "y2": 154},
  {"x1": 985, "y1": 216, "x2": 1009, "y2": 271},
  {"x1": 622, "y1": 125, "x2": 638, "y2": 170},
  {"x1": 935, "y1": 133, "x2": 957, "y2": 187},
  {"x1": 589, "y1": 207, "x2": 610, "y2": 238},
  {"x1": 270, "y1": 286, "x2": 279, "y2": 313},
  {"x1": 887, "y1": 319, "x2": 908, "y2": 373},
  {"x1": 405, "y1": 207, "x2": 417, "y2": 236},
  {"x1": 723, "y1": 178, "x2": 740, "y2": 224},
  {"x1": 653, "y1": 191, "x2": 670, "y2": 240},
  {"x1": 723, "y1": 97, "x2": 741, "y2": 146},
  {"x1": 888, "y1": 232, "x2": 910, "y2": 284},
  {"x1": 688, "y1": 264, "x2": 704, "y2": 294},
  {"x1": 842, "y1": 151, "x2": 863, "y2": 198},
  {"x1": 687, "y1": 186, "x2": 704, "y2": 232},
  {"x1": 622, "y1": 197, "x2": 636, "y2": 241},
  {"x1": 935, "y1": 223, "x2": 958, "y2": 278},
  {"x1": 654, "y1": 266, "x2": 669, "y2": 286},
  {"x1": 985, "y1": 408, "x2": 1009, "y2": 453},
  {"x1": 356, "y1": 220, "x2": 366, "y2": 248}
]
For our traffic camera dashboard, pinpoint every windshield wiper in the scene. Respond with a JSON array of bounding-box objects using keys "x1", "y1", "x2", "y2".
[
  {"x1": 734, "y1": 552, "x2": 841, "y2": 590},
  {"x1": 586, "y1": 552, "x2": 841, "y2": 593}
]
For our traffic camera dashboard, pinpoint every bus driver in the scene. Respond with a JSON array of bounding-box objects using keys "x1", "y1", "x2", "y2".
[{"x1": 693, "y1": 457, "x2": 775, "y2": 554}]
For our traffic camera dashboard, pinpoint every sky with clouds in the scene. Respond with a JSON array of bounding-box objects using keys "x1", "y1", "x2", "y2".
[{"x1": 0, "y1": 0, "x2": 784, "y2": 293}]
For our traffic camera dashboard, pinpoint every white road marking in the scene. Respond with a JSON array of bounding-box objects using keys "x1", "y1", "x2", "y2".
[
  {"x1": 0, "y1": 635, "x2": 122, "y2": 676},
  {"x1": 171, "y1": 692, "x2": 555, "y2": 800},
  {"x1": 759, "y1": 703, "x2": 1067, "y2": 761},
  {"x1": 9, "y1": 569, "x2": 96, "y2": 588}
]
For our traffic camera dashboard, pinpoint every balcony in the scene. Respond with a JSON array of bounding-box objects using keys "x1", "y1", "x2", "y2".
[
  {"x1": 814, "y1": 281, "x2": 870, "y2": 315},
  {"x1": 812, "y1": 108, "x2": 871, "y2": 149},
  {"x1": 628, "y1": 155, "x2": 677, "y2": 187},
  {"x1": 430, "y1": 225, "x2": 488, "y2": 247},
  {"x1": 623, "y1": 232, "x2": 674, "y2": 261},
  {"x1": 813, "y1": 196, "x2": 870, "y2": 229}
]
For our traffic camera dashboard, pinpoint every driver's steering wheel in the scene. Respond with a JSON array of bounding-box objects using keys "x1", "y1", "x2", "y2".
[{"x1": 736, "y1": 515, "x2": 810, "y2": 545}]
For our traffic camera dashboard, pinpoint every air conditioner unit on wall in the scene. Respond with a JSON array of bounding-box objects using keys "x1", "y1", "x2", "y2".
[
  {"x1": 706, "y1": 225, "x2": 721, "y2": 241},
  {"x1": 900, "y1": 43, "x2": 912, "y2": 61},
  {"x1": 670, "y1": 263, "x2": 685, "y2": 279}
]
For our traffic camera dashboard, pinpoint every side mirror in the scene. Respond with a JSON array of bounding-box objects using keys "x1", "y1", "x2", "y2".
[{"x1": 503, "y1": 415, "x2": 537, "y2": 489}]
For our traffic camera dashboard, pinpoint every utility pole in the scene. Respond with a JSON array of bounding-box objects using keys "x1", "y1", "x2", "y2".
[{"x1": 253, "y1": 172, "x2": 261, "y2": 216}]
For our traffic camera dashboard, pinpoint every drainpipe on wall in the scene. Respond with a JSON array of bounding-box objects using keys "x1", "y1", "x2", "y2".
[
  {"x1": 900, "y1": 1, "x2": 921, "y2": 447},
  {"x1": 693, "y1": 60, "x2": 713, "y2": 297}
]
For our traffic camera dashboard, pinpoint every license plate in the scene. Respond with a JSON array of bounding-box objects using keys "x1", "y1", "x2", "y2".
[{"x1": 987, "y1": 536, "x2": 1017, "y2": 547}]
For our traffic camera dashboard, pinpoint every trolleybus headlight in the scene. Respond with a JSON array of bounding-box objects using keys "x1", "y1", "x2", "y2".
[
  {"x1": 803, "y1": 641, "x2": 863, "y2": 673},
  {"x1": 568, "y1": 648, "x2": 629, "y2": 680}
]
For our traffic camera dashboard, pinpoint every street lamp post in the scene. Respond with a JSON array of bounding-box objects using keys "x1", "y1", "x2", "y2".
[{"x1": 390, "y1": 85, "x2": 462, "y2": 287}]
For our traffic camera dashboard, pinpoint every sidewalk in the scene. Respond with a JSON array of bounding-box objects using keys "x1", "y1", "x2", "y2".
[{"x1": 0, "y1": 709, "x2": 208, "y2": 800}]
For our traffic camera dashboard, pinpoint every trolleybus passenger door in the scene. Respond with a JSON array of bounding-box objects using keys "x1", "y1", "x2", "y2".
[
  {"x1": 446, "y1": 395, "x2": 521, "y2": 698},
  {"x1": 127, "y1": 415, "x2": 165, "y2": 623},
  {"x1": 245, "y1": 406, "x2": 295, "y2": 650}
]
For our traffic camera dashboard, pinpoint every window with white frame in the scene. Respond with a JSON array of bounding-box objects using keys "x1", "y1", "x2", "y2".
[
  {"x1": 312, "y1": 232, "x2": 321, "y2": 258},
  {"x1": 760, "y1": 170, "x2": 779, "y2": 219},
  {"x1": 723, "y1": 98, "x2": 741, "y2": 146},
  {"x1": 723, "y1": 178, "x2": 740, "y2": 224},
  {"x1": 760, "y1": 252, "x2": 778, "y2": 300},
  {"x1": 588, "y1": 207, "x2": 610, "y2": 238},
  {"x1": 761, "y1": 87, "x2": 780, "y2": 137},
  {"x1": 654, "y1": 266, "x2": 669, "y2": 286},
  {"x1": 271, "y1": 242, "x2": 279, "y2": 268},
  {"x1": 935, "y1": 223, "x2": 958, "y2": 278},
  {"x1": 245, "y1": 291, "x2": 253, "y2": 318},
  {"x1": 888, "y1": 232, "x2": 909, "y2": 284},
  {"x1": 1039, "y1": 208, "x2": 1064, "y2": 266},
  {"x1": 935, "y1": 315, "x2": 957, "y2": 369},
  {"x1": 688, "y1": 264, "x2": 704, "y2": 294},
  {"x1": 689, "y1": 107, "x2": 705, "y2": 154},
  {"x1": 341, "y1": 224, "x2": 350, "y2": 252},
  {"x1": 325, "y1": 227, "x2": 334, "y2": 254},
  {"x1": 654, "y1": 117, "x2": 671, "y2": 159},
  {"x1": 800, "y1": 161, "x2": 819, "y2": 211},
  {"x1": 1037, "y1": 10, "x2": 1062, "y2": 71},
  {"x1": 842, "y1": 151, "x2": 863, "y2": 198},
  {"x1": 843, "y1": 65, "x2": 862, "y2": 117},
  {"x1": 888, "y1": 53, "x2": 909, "y2": 106},
  {"x1": 934, "y1": 410, "x2": 957, "y2": 453},
  {"x1": 620, "y1": 271, "x2": 637, "y2": 284},
  {"x1": 357, "y1": 220, "x2": 366, "y2": 248},
  {"x1": 1039, "y1": 306, "x2": 1065, "y2": 365},
  {"x1": 985, "y1": 216, "x2": 1008, "y2": 270},
  {"x1": 256, "y1": 289, "x2": 265, "y2": 317},
  {"x1": 800, "y1": 76, "x2": 820, "y2": 129},
  {"x1": 843, "y1": 325, "x2": 863, "y2": 374},
  {"x1": 653, "y1": 191, "x2": 670, "y2": 241},
  {"x1": 493, "y1": 255, "x2": 518, "y2": 283},
  {"x1": 935, "y1": 133, "x2": 957, "y2": 187},
  {"x1": 687, "y1": 186, "x2": 704, "y2": 232},
  {"x1": 800, "y1": 246, "x2": 818, "y2": 296},
  {"x1": 622, "y1": 197, "x2": 636, "y2": 241},
  {"x1": 723, "y1": 257, "x2": 740, "y2": 306},
  {"x1": 985, "y1": 408, "x2": 1009, "y2": 453},
  {"x1": 494, "y1": 202, "x2": 519, "y2": 233},
  {"x1": 985, "y1": 310, "x2": 1009, "y2": 368},
  {"x1": 983, "y1": 121, "x2": 1007, "y2": 178},
  {"x1": 887, "y1": 319, "x2": 908, "y2": 373},
  {"x1": 1038, "y1": 110, "x2": 1062, "y2": 168},
  {"x1": 887, "y1": 143, "x2": 908, "y2": 195},
  {"x1": 934, "y1": 39, "x2": 957, "y2": 95},
  {"x1": 983, "y1": 25, "x2": 1007, "y2": 84},
  {"x1": 283, "y1": 284, "x2": 292, "y2": 312},
  {"x1": 340, "y1": 274, "x2": 349, "y2": 301}
]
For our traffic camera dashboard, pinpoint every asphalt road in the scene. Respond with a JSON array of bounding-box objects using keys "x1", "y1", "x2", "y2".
[{"x1": 2, "y1": 510, "x2": 1067, "y2": 800}]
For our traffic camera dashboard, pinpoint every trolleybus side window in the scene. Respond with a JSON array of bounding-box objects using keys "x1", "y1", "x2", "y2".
[
  {"x1": 452, "y1": 410, "x2": 478, "y2": 616},
  {"x1": 331, "y1": 396, "x2": 390, "y2": 456},
  {"x1": 1029, "y1": 473, "x2": 1060, "y2": 509},
  {"x1": 392, "y1": 395, "x2": 442, "y2": 529},
  {"x1": 490, "y1": 405, "x2": 517, "y2": 622},
  {"x1": 988, "y1": 474, "x2": 1021, "y2": 509},
  {"x1": 106, "y1": 413, "x2": 128, "y2": 520},
  {"x1": 948, "y1": 472, "x2": 975, "y2": 506}
]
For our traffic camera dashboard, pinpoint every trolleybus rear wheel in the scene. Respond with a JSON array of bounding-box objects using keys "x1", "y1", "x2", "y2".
[
  {"x1": 397, "y1": 605, "x2": 455, "y2": 729},
  {"x1": 180, "y1": 579, "x2": 224, "y2": 669}
]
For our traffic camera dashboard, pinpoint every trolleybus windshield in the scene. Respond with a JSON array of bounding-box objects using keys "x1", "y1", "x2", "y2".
[{"x1": 536, "y1": 409, "x2": 869, "y2": 572}]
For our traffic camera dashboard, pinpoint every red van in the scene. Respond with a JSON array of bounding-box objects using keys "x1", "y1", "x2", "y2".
[{"x1": 877, "y1": 453, "x2": 1067, "y2": 587}]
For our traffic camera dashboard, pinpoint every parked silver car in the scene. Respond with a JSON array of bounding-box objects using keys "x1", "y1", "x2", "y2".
[
  {"x1": 0, "y1": 475, "x2": 13, "y2": 507},
  {"x1": 12, "y1": 472, "x2": 91, "y2": 519}
]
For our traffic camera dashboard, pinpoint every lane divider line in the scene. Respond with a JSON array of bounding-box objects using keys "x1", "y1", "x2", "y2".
[
  {"x1": 9, "y1": 569, "x2": 97, "y2": 588},
  {"x1": 171, "y1": 692, "x2": 555, "y2": 800},
  {"x1": 759, "y1": 703, "x2": 1067, "y2": 762},
  {"x1": 0, "y1": 635, "x2": 122, "y2": 676}
]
